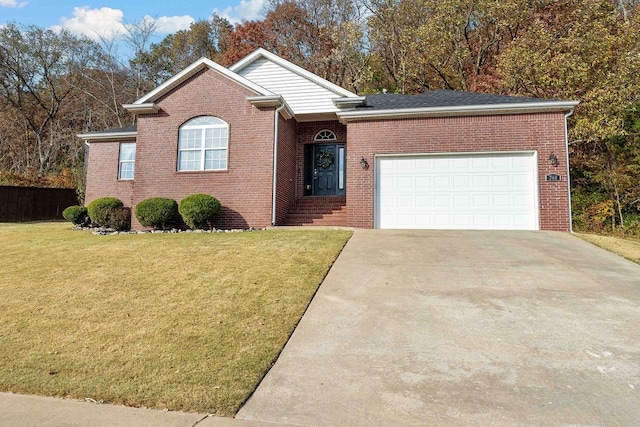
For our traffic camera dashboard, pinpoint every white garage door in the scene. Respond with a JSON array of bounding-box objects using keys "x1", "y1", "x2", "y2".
[{"x1": 376, "y1": 152, "x2": 538, "y2": 230}]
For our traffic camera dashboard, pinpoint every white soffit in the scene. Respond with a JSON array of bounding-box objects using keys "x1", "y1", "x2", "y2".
[{"x1": 77, "y1": 131, "x2": 137, "y2": 141}]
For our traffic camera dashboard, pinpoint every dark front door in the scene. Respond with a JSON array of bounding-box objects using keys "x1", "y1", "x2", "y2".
[{"x1": 308, "y1": 143, "x2": 346, "y2": 196}]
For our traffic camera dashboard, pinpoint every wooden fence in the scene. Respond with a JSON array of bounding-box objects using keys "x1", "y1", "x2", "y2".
[{"x1": 0, "y1": 186, "x2": 78, "y2": 222}]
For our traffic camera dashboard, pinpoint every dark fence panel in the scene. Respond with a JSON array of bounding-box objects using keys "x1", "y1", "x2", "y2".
[{"x1": 0, "y1": 186, "x2": 78, "y2": 222}]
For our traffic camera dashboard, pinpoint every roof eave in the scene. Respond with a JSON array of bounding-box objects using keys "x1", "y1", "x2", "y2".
[
  {"x1": 246, "y1": 95, "x2": 294, "y2": 120},
  {"x1": 122, "y1": 103, "x2": 159, "y2": 114},
  {"x1": 77, "y1": 131, "x2": 137, "y2": 141},
  {"x1": 333, "y1": 96, "x2": 366, "y2": 109},
  {"x1": 337, "y1": 101, "x2": 580, "y2": 124},
  {"x1": 294, "y1": 112, "x2": 341, "y2": 123}
]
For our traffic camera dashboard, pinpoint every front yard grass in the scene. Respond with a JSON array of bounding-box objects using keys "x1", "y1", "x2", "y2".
[
  {"x1": 0, "y1": 222, "x2": 352, "y2": 416},
  {"x1": 575, "y1": 232, "x2": 640, "y2": 265}
]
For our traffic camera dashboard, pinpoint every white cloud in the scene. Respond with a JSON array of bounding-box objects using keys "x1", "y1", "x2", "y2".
[
  {"x1": 143, "y1": 14, "x2": 194, "y2": 34},
  {"x1": 0, "y1": 0, "x2": 28, "y2": 8},
  {"x1": 53, "y1": 6, "x2": 126, "y2": 40},
  {"x1": 213, "y1": 0, "x2": 266, "y2": 25},
  {"x1": 54, "y1": 7, "x2": 195, "y2": 41}
]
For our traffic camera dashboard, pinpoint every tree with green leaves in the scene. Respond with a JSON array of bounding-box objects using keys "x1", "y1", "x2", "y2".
[
  {"x1": 498, "y1": 0, "x2": 640, "y2": 233},
  {"x1": 571, "y1": 101, "x2": 640, "y2": 232}
]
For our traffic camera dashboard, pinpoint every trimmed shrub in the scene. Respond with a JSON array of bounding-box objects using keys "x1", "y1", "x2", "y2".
[
  {"x1": 62, "y1": 205, "x2": 89, "y2": 225},
  {"x1": 134, "y1": 197, "x2": 178, "y2": 230},
  {"x1": 110, "y1": 207, "x2": 131, "y2": 231},
  {"x1": 87, "y1": 197, "x2": 124, "y2": 228},
  {"x1": 179, "y1": 194, "x2": 221, "y2": 229}
]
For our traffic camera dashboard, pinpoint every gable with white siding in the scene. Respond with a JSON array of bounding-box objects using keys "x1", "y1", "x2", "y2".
[{"x1": 235, "y1": 58, "x2": 348, "y2": 117}]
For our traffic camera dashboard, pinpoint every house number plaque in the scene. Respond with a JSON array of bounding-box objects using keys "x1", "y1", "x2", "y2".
[{"x1": 546, "y1": 174, "x2": 561, "y2": 182}]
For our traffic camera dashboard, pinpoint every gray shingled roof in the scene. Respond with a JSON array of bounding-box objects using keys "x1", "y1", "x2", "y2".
[
  {"x1": 361, "y1": 90, "x2": 551, "y2": 110},
  {"x1": 89, "y1": 124, "x2": 137, "y2": 135}
]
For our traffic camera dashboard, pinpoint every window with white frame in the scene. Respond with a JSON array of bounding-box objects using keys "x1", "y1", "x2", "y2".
[
  {"x1": 314, "y1": 129, "x2": 337, "y2": 141},
  {"x1": 178, "y1": 116, "x2": 228, "y2": 171},
  {"x1": 118, "y1": 142, "x2": 136, "y2": 180}
]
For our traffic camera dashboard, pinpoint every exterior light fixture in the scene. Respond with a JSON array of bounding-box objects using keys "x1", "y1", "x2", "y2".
[
  {"x1": 549, "y1": 152, "x2": 559, "y2": 166},
  {"x1": 360, "y1": 157, "x2": 369, "y2": 169}
]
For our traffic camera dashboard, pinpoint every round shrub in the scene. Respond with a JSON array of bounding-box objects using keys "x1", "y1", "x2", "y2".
[
  {"x1": 62, "y1": 205, "x2": 89, "y2": 225},
  {"x1": 179, "y1": 194, "x2": 221, "y2": 229},
  {"x1": 134, "y1": 197, "x2": 178, "y2": 230},
  {"x1": 110, "y1": 207, "x2": 131, "y2": 231},
  {"x1": 87, "y1": 197, "x2": 124, "y2": 228}
]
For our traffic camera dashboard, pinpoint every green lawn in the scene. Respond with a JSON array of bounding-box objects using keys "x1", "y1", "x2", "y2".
[
  {"x1": 0, "y1": 222, "x2": 351, "y2": 416},
  {"x1": 575, "y1": 232, "x2": 640, "y2": 265}
]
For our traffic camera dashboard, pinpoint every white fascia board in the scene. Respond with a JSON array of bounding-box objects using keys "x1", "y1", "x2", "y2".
[
  {"x1": 294, "y1": 112, "x2": 341, "y2": 122},
  {"x1": 133, "y1": 57, "x2": 273, "y2": 105},
  {"x1": 246, "y1": 95, "x2": 283, "y2": 107},
  {"x1": 333, "y1": 96, "x2": 366, "y2": 109},
  {"x1": 122, "y1": 103, "x2": 159, "y2": 114},
  {"x1": 336, "y1": 101, "x2": 581, "y2": 123},
  {"x1": 246, "y1": 95, "x2": 294, "y2": 120},
  {"x1": 230, "y1": 48, "x2": 357, "y2": 98},
  {"x1": 77, "y1": 131, "x2": 137, "y2": 141}
]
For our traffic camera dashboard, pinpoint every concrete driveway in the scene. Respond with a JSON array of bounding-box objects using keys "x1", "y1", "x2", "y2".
[{"x1": 237, "y1": 230, "x2": 640, "y2": 426}]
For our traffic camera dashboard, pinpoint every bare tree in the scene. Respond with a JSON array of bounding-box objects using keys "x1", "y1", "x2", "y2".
[
  {"x1": 124, "y1": 17, "x2": 159, "y2": 98},
  {"x1": 0, "y1": 24, "x2": 101, "y2": 176}
]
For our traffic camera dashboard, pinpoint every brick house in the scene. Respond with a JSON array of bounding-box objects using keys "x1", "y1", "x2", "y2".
[{"x1": 79, "y1": 49, "x2": 579, "y2": 231}]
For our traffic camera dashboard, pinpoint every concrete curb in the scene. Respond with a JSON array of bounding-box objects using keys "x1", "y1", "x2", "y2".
[{"x1": 0, "y1": 392, "x2": 272, "y2": 427}]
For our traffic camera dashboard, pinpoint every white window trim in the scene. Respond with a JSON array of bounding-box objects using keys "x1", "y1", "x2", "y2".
[
  {"x1": 178, "y1": 117, "x2": 229, "y2": 172},
  {"x1": 314, "y1": 129, "x2": 337, "y2": 142},
  {"x1": 118, "y1": 142, "x2": 136, "y2": 180}
]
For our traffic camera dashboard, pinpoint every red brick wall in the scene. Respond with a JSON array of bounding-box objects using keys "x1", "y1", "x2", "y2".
[
  {"x1": 274, "y1": 115, "x2": 297, "y2": 224},
  {"x1": 131, "y1": 68, "x2": 276, "y2": 229},
  {"x1": 85, "y1": 139, "x2": 135, "y2": 207},
  {"x1": 346, "y1": 113, "x2": 570, "y2": 231}
]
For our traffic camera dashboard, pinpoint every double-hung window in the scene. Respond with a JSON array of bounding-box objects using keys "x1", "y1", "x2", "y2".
[
  {"x1": 178, "y1": 116, "x2": 228, "y2": 171},
  {"x1": 118, "y1": 142, "x2": 136, "y2": 180}
]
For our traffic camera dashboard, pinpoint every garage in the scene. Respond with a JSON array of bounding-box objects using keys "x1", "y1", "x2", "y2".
[{"x1": 376, "y1": 152, "x2": 539, "y2": 230}]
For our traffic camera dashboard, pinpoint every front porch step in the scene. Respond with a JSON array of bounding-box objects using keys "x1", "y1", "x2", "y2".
[{"x1": 282, "y1": 197, "x2": 347, "y2": 226}]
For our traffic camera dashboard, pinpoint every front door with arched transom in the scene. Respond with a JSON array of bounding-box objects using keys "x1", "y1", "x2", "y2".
[
  {"x1": 315, "y1": 143, "x2": 345, "y2": 196},
  {"x1": 304, "y1": 129, "x2": 346, "y2": 196},
  {"x1": 304, "y1": 142, "x2": 346, "y2": 196}
]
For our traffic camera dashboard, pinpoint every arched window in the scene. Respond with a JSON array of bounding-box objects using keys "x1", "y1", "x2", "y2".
[
  {"x1": 178, "y1": 116, "x2": 228, "y2": 171},
  {"x1": 314, "y1": 130, "x2": 337, "y2": 142}
]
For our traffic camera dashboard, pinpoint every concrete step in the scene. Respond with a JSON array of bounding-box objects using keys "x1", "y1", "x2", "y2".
[{"x1": 282, "y1": 197, "x2": 347, "y2": 226}]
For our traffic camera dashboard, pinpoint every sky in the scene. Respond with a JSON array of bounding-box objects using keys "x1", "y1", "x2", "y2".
[{"x1": 0, "y1": 0, "x2": 267, "y2": 41}]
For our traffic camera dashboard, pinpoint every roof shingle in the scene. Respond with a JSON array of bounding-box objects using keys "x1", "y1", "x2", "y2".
[
  {"x1": 361, "y1": 90, "x2": 555, "y2": 111},
  {"x1": 92, "y1": 124, "x2": 137, "y2": 134}
]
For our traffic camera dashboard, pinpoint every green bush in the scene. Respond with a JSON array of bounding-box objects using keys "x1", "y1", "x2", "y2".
[
  {"x1": 623, "y1": 213, "x2": 640, "y2": 236},
  {"x1": 110, "y1": 207, "x2": 131, "y2": 231},
  {"x1": 62, "y1": 205, "x2": 89, "y2": 225},
  {"x1": 179, "y1": 194, "x2": 221, "y2": 229},
  {"x1": 571, "y1": 190, "x2": 609, "y2": 233},
  {"x1": 87, "y1": 197, "x2": 124, "y2": 228},
  {"x1": 134, "y1": 197, "x2": 178, "y2": 230}
]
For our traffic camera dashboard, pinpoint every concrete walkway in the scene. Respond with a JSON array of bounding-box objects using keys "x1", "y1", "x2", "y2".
[
  {"x1": 0, "y1": 392, "x2": 264, "y2": 427},
  {"x1": 2, "y1": 230, "x2": 640, "y2": 426},
  {"x1": 237, "y1": 230, "x2": 640, "y2": 426}
]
